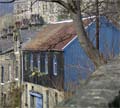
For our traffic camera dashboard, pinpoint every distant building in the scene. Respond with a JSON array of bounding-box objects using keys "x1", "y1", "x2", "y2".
[
  {"x1": 0, "y1": 14, "x2": 14, "y2": 32},
  {"x1": 13, "y1": 0, "x2": 69, "y2": 24}
]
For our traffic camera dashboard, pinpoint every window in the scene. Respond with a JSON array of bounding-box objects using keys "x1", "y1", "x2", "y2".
[
  {"x1": 8, "y1": 65, "x2": 11, "y2": 81},
  {"x1": 50, "y1": 3, "x2": 54, "y2": 13},
  {"x1": 46, "y1": 90, "x2": 49, "y2": 108},
  {"x1": 37, "y1": 54, "x2": 40, "y2": 72},
  {"x1": 41, "y1": 53, "x2": 45, "y2": 72},
  {"x1": 16, "y1": 66, "x2": 18, "y2": 78},
  {"x1": 25, "y1": 84, "x2": 28, "y2": 106},
  {"x1": 24, "y1": 54, "x2": 27, "y2": 71},
  {"x1": 30, "y1": 14, "x2": 40, "y2": 24},
  {"x1": 30, "y1": 53, "x2": 33, "y2": 72},
  {"x1": 30, "y1": 95, "x2": 36, "y2": 108},
  {"x1": 53, "y1": 55, "x2": 57, "y2": 76},
  {"x1": 1, "y1": 65, "x2": 4, "y2": 83},
  {"x1": 55, "y1": 92, "x2": 58, "y2": 105},
  {"x1": 32, "y1": 86, "x2": 34, "y2": 90},
  {"x1": 8, "y1": 26, "x2": 13, "y2": 35},
  {"x1": 43, "y1": 3, "x2": 47, "y2": 13},
  {"x1": 22, "y1": 18, "x2": 29, "y2": 28},
  {"x1": 3, "y1": 93, "x2": 6, "y2": 105},
  {"x1": 45, "y1": 53, "x2": 48, "y2": 74}
]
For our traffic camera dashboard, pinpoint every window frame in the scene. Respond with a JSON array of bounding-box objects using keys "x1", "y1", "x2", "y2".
[
  {"x1": 53, "y1": 55, "x2": 58, "y2": 76},
  {"x1": 1, "y1": 65, "x2": 4, "y2": 83},
  {"x1": 45, "y1": 53, "x2": 48, "y2": 74},
  {"x1": 30, "y1": 95, "x2": 36, "y2": 108},
  {"x1": 30, "y1": 53, "x2": 33, "y2": 72},
  {"x1": 37, "y1": 53, "x2": 41, "y2": 72}
]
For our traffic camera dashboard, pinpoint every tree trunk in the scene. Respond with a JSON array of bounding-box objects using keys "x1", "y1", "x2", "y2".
[{"x1": 70, "y1": 10, "x2": 105, "y2": 68}]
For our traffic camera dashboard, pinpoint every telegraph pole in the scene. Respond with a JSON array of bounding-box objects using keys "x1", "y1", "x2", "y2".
[
  {"x1": 96, "y1": 0, "x2": 100, "y2": 50},
  {"x1": 14, "y1": 22, "x2": 22, "y2": 108}
]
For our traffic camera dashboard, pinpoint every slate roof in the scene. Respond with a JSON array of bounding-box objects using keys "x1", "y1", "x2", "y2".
[
  {"x1": 0, "y1": 39, "x2": 13, "y2": 53},
  {"x1": 56, "y1": 57, "x2": 120, "y2": 108},
  {"x1": 23, "y1": 18, "x2": 93, "y2": 51},
  {"x1": 0, "y1": 28, "x2": 40, "y2": 54}
]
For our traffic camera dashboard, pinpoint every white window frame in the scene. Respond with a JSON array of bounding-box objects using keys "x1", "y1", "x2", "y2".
[
  {"x1": 30, "y1": 53, "x2": 33, "y2": 71},
  {"x1": 37, "y1": 54, "x2": 40, "y2": 72},
  {"x1": 45, "y1": 53, "x2": 48, "y2": 74},
  {"x1": 53, "y1": 55, "x2": 57, "y2": 76}
]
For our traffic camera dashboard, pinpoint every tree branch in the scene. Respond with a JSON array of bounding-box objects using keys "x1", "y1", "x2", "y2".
[{"x1": 30, "y1": 0, "x2": 38, "y2": 12}]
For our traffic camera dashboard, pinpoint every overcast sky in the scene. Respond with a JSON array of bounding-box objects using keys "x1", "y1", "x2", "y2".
[{"x1": 0, "y1": 3, "x2": 13, "y2": 16}]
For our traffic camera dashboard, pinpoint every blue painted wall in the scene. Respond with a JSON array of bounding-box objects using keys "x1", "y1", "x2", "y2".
[
  {"x1": 64, "y1": 16, "x2": 120, "y2": 90},
  {"x1": 87, "y1": 16, "x2": 120, "y2": 59},
  {"x1": 63, "y1": 38, "x2": 95, "y2": 90}
]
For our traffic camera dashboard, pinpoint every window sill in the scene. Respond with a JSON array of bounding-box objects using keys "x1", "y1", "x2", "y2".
[
  {"x1": 15, "y1": 78, "x2": 19, "y2": 81},
  {"x1": 7, "y1": 81, "x2": 11, "y2": 83},
  {"x1": 53, "y1": 74, "x2": 57, "y2": 76},
  {"x1": 1, "y1": 83, "x2": 4, "y2": 85},
  {"x1": 14, "y1": 51, "x2": 19, "y2": 55}
]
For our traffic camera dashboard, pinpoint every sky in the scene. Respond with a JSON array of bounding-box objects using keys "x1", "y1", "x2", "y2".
[{"x1": 0, "y1": 3, "x2": 13, "y2": 16}]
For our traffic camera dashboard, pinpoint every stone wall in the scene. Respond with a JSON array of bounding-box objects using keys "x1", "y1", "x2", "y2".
[{"x1": 22, "y1": 82, "x2": 64, "y2": 108}]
